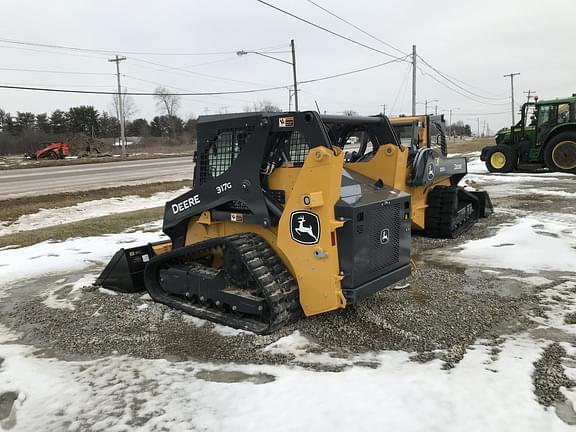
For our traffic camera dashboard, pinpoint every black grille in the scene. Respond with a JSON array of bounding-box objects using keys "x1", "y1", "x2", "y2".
[
  {"x1": 287, "y1": 131, "x2": 310, "y2": 164},
  {"x1": 198, "y1": 127, "x2": 253, "y2": 184},
  {"x1": 217, "y1": 200, "x2": 249, "y2": 213},
  {"x1": 367, "y1": 204, "x2": 400, "y2": 273},
  {"x1": 268, "y1": 189, "x2": 286, "y2": 205}
]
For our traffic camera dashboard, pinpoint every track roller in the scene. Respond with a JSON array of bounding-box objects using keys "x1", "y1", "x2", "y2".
[
  {"x1": 144, "y1": 233, "x2": 302, "y2": 334},
  {"x1": 425, "y1": 186, "x2": 486, "y2": 238}
]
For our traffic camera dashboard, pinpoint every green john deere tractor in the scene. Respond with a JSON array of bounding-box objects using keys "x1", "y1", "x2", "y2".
[{"x1": 481, "y1": 95, "x2": 576, "y2": 174}]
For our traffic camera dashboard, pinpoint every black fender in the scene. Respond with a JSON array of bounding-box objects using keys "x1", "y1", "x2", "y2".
[{"x1": 480, "y1": 146, "x2": 497, "y2": 161}]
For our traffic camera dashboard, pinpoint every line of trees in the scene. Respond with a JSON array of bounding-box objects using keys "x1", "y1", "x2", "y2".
[
  {"x1": 446, "y1": 121, "x2": 472, "y2": 137},
  {"x1": 0, "y1": 88, "x2": 201, "y2": 139},
  {"x1": 0, "y1": 107, "x2": 197, "y2": 138},
  {"x1": 0, "y1": 89, "x2": 203, "y2": 154}
]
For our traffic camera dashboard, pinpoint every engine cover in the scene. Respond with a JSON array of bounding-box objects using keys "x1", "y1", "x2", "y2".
[{"x1": 335, "y1": 169, "x2": 411, "y2": 301}]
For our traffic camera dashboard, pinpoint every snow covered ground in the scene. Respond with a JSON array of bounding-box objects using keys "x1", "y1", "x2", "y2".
[
  {"x1": 0, "y1": 228, "x2": 575, "y2": 431},
  {"x1": 0, "y1": 188, "x2": 187, "y2": 236},
  {"x1": 0, "y1": 155, "x2": 575, "y2": 431},
  {"x1": 0, "y1": 325, "x2": 574, "y2": 432}
]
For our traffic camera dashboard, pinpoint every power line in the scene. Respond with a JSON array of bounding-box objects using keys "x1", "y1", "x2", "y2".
[
  {"x1": 0, "y1": 54, "x2": 416, "y2": 99},
  {"x1": 0, "y1": 82, "x2": 116, "y2": 88},
  {"x1": 298, "y1": 56, "x2": 409, "y2": 85},
  {"x1": 306, "y1": 0, "x2": 407, "y2": 56},
  {"x1": 0, "y1": 43, "x2": 110, "y2": 61},
  {"x1": 122, "y1": 74, "x2": 256, "y2": 105},
  {"x1": 0, "y1": 84, "x2": 288, "y2": 96},
  {"x1": 0, "y1": 37, "x2": 291, "y2": 57},
  {"x1": 255, "y1": 0, "x2": 409, "y2": 61},
  {"x1": 452, "y1": 110, "x2": 509, "y2": 116},
  {"x1": 0, "y1": 66, "x2": 113, "y2": 75},
  {"x1": 0, "y1": 37, "x2": 286, "y2": 57},
  {"x1": 130, "y1": 57, "x2": 277, "y2": 87},
  {"x1": 389, "y1": 62, "x2": 412, "y2": 115},
  {"x1": 121, "y1": 57, "x2": 244, "y2": 76},
  {"x1": 418, "y1": 67, "x2": 510, "y2": 106},
  {"x1": 417, "y1": 54, "x2": 509, "y2": 101},
  {"x1": 436, "y1": 71, "x2": 508, "y2": 99}
]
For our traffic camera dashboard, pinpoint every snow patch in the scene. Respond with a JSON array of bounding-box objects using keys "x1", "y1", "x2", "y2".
[
  {"x1": 43, "y1": 274, "x2": 96, "y2": 310},
  {"x1": 98, "y1": 288, "x2": 118, "y2": 296},
  {"x1": 0, "y1": 188, "x2": 186, "y2": 236},
  {"x1": 450, "y1": 218, "x2": 576, "y2": 273},
  {"x1": 498, "y1": 275, "x2": 554, "y2": 286},
  {"x1": 0, "y1": 223, "x2": 165, "y2": 286},
  {"x1": 181, "y1": 314, "x2": 251, "y2": 336}
]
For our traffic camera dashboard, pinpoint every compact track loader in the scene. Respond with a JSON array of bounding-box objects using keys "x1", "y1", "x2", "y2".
[
  {"x1": 98, "y1": 111, "x2": 413, "y2": 333},
  {"x1": 385, "y1": 114, "x2": 492, "y2": 237}
]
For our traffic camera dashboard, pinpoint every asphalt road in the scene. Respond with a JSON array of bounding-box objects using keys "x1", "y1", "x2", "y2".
[{"x1": 0, "y1": 157, "x2": 194, "y2": 199}]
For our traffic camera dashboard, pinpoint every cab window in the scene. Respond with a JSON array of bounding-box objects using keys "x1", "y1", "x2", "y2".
[
  {"x1": 557, "y1": 103, "x2": 570, "y2": 124},
  {"x1": 537, "y1": 105, "x2": 556, "y2": 128}
]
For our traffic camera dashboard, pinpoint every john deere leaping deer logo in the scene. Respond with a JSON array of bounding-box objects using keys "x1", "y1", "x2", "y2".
[{"x1": 290, "y1": 211, "x2": 320, "y2": 245}]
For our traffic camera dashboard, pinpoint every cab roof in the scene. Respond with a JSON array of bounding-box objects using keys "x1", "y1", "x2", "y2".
[{"x1": 538, "y1": 95, "x2": 576, "y2": 105}]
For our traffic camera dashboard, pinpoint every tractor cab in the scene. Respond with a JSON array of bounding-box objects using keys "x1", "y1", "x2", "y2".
[{"x1": 534, "y1": 99, "x2": 575, "y2": 144}]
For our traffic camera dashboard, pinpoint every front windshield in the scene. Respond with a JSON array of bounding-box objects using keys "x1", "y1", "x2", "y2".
[{"x1": 391, "y1": 122, "x2": 418, "y2": 148}]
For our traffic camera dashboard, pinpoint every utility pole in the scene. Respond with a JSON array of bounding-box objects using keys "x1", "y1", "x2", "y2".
[
  {"x1": 290, "y1": 39, "x2": 299, "y2": 112},
  {"x1": 504, "y1": 72, "x2": 520, "y2": 124},
  {"x1": 412, "y1": 45, "x2": 417, "y2": 116},
  {"x1": 434, "y1": 104, "x2": 438, "y2": 115},
  {"x1": 424, "y1": 99, "x2": 438, "y2": 115},
  {"x1": 449, "y1": 109, "x2": 453, "y2": 141},
  {"x1": 477, "y1": 117, "x2": 480, "y2": 138},
  {"x1": 108, "y1": 55, "x2": 127, "y2": 156},
  {"x1": 524, "y1": 89, "x2": 536, "y2": 104},
  {"x1": 381, "y1": 104, "x2": 387, "y2": 116}
]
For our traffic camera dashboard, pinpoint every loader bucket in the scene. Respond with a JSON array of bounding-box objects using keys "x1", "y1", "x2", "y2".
[
  {"x1": 95, "y1": 244, "x2": 154, "y2": 293},
  {"x1": 470, "y1": 191, "x2": 493, "y2": 218}
]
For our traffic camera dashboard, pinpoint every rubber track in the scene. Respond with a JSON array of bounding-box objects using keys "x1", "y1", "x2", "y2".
[
  {"x1": 425, "y1": 185, "x2": 478, "y2": 238},
  {"x1": 144, "y1": 233, "x2": 302, "y2": 334}
]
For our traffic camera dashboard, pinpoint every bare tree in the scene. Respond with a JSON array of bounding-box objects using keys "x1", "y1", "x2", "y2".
[
  {"x1": 154, "y1": 86, "x2": 181, "y2": 138},
  {"x1": 243, "y1": 99, "x2": 281, "y2": 113},
  {"x1": 154, "y1": 86, "x2": 181, "y2": 118},
  {"x1": 343, "y1": 109, "x2": 358, "y2": 117},
  {"x1": 109, "y1": 92, "x2": 138, "y2": 123}
]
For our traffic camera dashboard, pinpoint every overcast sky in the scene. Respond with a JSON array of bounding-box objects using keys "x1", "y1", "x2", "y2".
[{"x1": 1, "y1": 0, "x2": 574, "y2": 132}]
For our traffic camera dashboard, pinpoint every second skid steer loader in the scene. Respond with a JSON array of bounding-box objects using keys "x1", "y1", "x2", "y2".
[
  {"x1": 97, "y1": 111, "x2": 412, "y2": 334},
  {"x1": 330, "y1": 114, "x2": 492, "y2": 238}
]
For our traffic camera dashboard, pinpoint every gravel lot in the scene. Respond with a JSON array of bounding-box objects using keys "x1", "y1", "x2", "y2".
[
  {"x1": 1, "y1": 157, "x2": 576, "y2": 427},
  {"x1": 0, "y1": 207, "x2": 539, "y2": 367}
]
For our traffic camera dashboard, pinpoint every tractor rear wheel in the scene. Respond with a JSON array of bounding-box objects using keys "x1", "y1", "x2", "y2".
[
  {"x1": 544, "y1": 132, "x2": 576, "y2": 174},
  {"x1": 485, "y1": 146, "x2": 516, "y2": 173}
]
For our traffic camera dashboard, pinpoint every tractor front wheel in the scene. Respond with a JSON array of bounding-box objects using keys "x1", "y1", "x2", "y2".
[
  {"x1": 544, "y1": 132, "x2": 576, "y2": 174},
  {"x1": 485, "y1": 146, "x2": 516, "y2": 173}
]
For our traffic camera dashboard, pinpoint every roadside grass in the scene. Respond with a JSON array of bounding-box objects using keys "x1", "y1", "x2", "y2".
[
  {"x1": 0, "y1": 180, "x2": 189, "y2": 223},
  {"x1": 0, "y1": 149, "x2": 193, "y2": 170},
  {"x1": 449, "y1": 137, "x2": 495, "y2": 154},
  {"x1": 0, "y1": 207, "x2": 164, "y2": 249}
]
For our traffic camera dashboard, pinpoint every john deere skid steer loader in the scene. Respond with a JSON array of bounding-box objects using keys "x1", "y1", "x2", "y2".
[
  {"x1": 97, "y1": 111, "x2": 413, "y2": 333},
  {"x1": 335, "y1": 114, "x2": 492, "y2": 238},
  {"x1": 390, "y1": 114, "x2": 492, "y2": 236}
]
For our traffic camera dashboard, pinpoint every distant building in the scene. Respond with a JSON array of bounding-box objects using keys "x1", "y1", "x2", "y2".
[{"x1": 112, "y1": 136, "x2": 143, "y2": 146}]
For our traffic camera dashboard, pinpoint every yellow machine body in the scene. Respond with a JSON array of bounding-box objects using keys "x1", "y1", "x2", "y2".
[{"x1": 184, "y1": 146, "x2": 347, "y2": 317}]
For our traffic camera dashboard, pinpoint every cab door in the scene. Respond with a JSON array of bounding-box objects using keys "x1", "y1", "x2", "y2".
[{"x1": 536, "y1": 104, "x2": 558, "y2": 145}]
